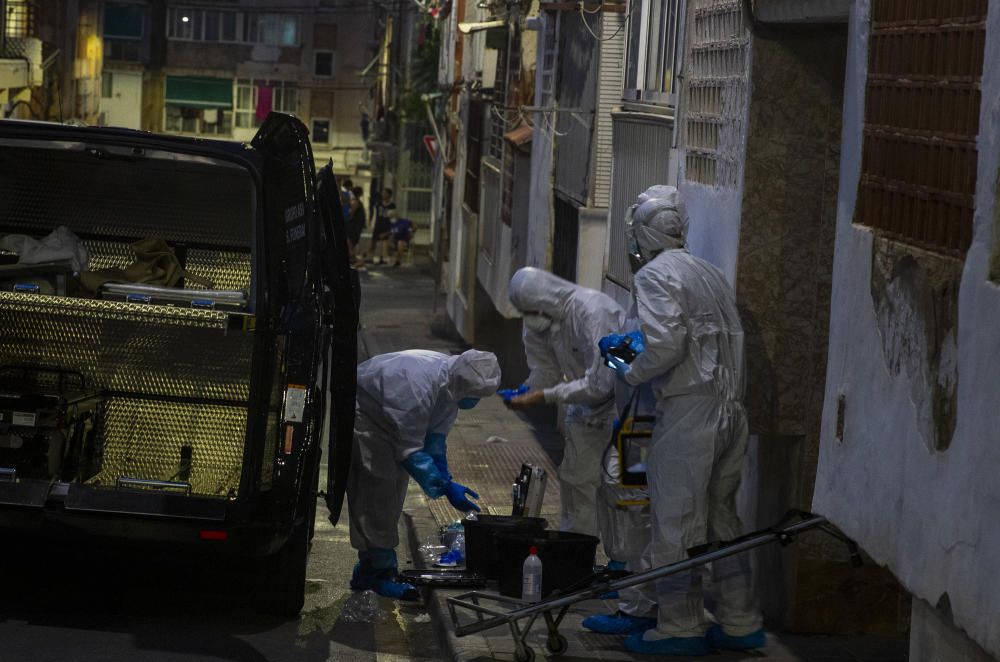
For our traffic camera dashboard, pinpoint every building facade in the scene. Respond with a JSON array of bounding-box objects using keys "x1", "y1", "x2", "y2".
[
  {"x1": 97, "y1": 0, "x2": 378, "y2": 178},
  {"x1": 815, "y1": 0, "x2": 1000, "y2": 659},
  {"x1": 431, "y1": 0, "x2": 1000, "y2": 658}
]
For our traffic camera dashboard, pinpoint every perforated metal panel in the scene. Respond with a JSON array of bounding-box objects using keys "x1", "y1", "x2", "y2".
[
  {"x1": 89, "y1": 397, "x2": 247, "y2": 497},
  {"x1": 84, "y1": 240, "x2": 251, "y2": 292},
  {"x1": 0, "y1": 292, "x2": 253, "y2": 401},
  {"x1": 0, "y1": 143, "x2": 253, "y2": 249}
]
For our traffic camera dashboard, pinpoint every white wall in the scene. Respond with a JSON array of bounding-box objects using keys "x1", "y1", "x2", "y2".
[
  {"x1": 577, "y1": 206, "x2": 608, "y2": 291},
  {"x1": 813, "y1": 0, "x2": 1000, "y2": 658},
  {"x1": 679, "y1": 182, "x2": 745, "y2": 286},
  {"x1": 525, "y1": 13, "x2": 554, "y2": 273}
]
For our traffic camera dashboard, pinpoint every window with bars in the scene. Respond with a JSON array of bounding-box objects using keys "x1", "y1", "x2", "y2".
[
  {"x1": 464, "y1": 100, "x2": 485, "y2": 211},
  {"x1": 623, "y1": 0, "x2": 683, "y2": 105},
  {"x1": 855, "y1": 0, "x2": 987, "y2": 256},
  {"x1": 167, "y1": 8, "x2": 239, "y2": 42},
  {"x1": 166, "y1": 8, "x2": 296, "y2": 46},
  {"x1": 487, "y1": 39, "x2": 509, "y2": 162},
  {"x1": 234, "y1": 79, "x2": 298, "y2": 128}
]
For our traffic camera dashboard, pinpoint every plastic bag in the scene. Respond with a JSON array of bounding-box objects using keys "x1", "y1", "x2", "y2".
[
  {"x1": 419, "y1": 534, "x2": 448, "y2": 565},
  {"x1": 436, "y1": 532, "x2": 465, "y2": 567},
  {"x1": 341, "y1": 589, "x2": 386, "y2": 623}
]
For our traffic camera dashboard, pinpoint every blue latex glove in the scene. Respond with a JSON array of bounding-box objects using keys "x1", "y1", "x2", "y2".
[
  {"x1": 599, "y1": 332, "x2": 646, "y2": 362},
  {"x1": 445, "y1": 481, "x2": 481, "y2": 512},
  {"x1": 623, "y1": 330, "x2": 646, "y2": 354},
  {"x1": 497, "y1": 384, "x2": 530, "y2": 403},
  {"x1": 607, "y1": 354, "x2": 631, "y2": 382},
  {"x1": 598, "y1": 333, "x2": 626, "y2": 359},
  {"x1": 401, "y1": 451, "x2": 449, "y2": 498},
  {"x1": 423, "y1": 432, "x2": 450, "y2": 479}
]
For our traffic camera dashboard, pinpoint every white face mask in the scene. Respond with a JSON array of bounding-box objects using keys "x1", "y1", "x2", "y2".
[{"x1": 523, "y1": 313, "x2": 552, "y2": 333}]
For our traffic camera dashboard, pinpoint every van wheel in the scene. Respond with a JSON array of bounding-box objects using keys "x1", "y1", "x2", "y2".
[{"x1": 255, "y1": 523, "x2": 309, "y2": 617}]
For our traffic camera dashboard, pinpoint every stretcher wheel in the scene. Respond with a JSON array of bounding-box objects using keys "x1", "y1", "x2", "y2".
[
  {"x1": 514, "y1": 646, "x2": 535, "y2": 662},
  {"x1": 546, "y1": 633, "x2": 568, "y2": 655}
]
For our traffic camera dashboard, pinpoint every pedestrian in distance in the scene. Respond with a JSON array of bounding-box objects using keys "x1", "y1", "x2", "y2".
[
  {"x1": 369, "y1": 188, "x2": 397, "y2": 265},
  {"x1": 602, "y1": 186, "x2": 764, "y2": 656},
  {"x1": 347, "y1": 349, "x2": 501, "y2": 600},
  {"x1": 349, "y1": 186, "x2": 366, "y2": 268},
  {"x1": 389, "y1": 213, "x2": 413, "y2": 267},
  {"x1": 504, "y1": 267, "x2": 625, "y2": 539}
]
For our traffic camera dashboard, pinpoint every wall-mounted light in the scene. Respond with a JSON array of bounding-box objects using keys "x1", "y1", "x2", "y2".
[{"x1": 181, "y1": 15, "x2": 190, "y2": 23}]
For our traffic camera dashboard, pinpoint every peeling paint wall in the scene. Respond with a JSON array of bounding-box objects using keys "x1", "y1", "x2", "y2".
[{"x1": 814, "y1": 0, "x2": 1000, "y2": 657}]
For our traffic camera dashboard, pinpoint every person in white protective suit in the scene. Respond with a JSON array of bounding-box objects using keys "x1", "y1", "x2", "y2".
[
  {"x1": 582, "y1": 185, "x2": 678, "y2": 636},
  {"x1": 505, "y1": 267, "x2": 625, "y2": 538},
  {"x1": 603, "y1": 186, "x2": 764, "y2": 656},
  {"x1": 347, "y1": 349, "x2": 501, "y2": 600}
]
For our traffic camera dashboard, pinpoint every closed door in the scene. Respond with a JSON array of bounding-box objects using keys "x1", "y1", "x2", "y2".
[{"x1": 100, "y1": 70, "x2": 142, "y2": 129}]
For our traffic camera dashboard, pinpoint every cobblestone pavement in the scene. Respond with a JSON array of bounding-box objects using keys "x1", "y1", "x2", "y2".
[{"x1": 358, "y1": 259, "x2": 908, "y2": 662}]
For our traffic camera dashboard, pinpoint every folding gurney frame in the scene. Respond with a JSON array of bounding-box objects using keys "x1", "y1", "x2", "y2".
[{"x1": 446, "y1": 511, "x2": 860, "y2": 662}]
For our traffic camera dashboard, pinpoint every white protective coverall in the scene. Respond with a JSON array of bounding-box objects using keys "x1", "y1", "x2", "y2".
[
  {"x1": 599, "y1": 183, "x2": 679, "y2": 617},
  {"x1": 624, "y1": 189, "x2": 762, "y2": 639},
  {"x1": 508, "y1": 267, "x2": 625, "y2": 537},
  {"x1": 347, "y1": 349, "x2": 501, "y2": 553}
]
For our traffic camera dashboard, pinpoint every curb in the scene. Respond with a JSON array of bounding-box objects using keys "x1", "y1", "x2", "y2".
[{"x1": 403, "y1": 507, "x2": 496, "y2": 662}]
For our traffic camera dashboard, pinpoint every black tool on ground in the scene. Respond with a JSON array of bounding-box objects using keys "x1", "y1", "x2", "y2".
[
  {"x1": 447, "y1": 511, "x2": 855, "y2": 662},
  {"x1": 400, "y1": 568, "x2": 488, "y2": 588},
  {"x1": 464, "y1": 514, "x2": 547, "y2": 579}
]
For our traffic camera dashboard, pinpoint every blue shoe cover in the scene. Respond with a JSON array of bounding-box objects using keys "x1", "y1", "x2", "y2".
[
  {"x1": 582, "y1": 612, "x2": 656, "y2": 635},
  {"x1": 375, "y1": 579, "x2": 420, "y2": 601},
  {"x1": 624, "y1": 631, "x2": 710, "y2": 656},
  {"x1": 706, "y1": 624, "x2": 766, "y2": 650},
  {"x1": 606, "y1": 560, "x2": 627, "y2": 572},
  {"x1": 598, "y1": 590, "x2": 620, "y2": 599}
]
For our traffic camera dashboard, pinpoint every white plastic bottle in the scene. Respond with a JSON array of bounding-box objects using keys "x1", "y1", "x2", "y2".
[{"x1": 522, "y1": 546, "x2": 543, "y2": 603}]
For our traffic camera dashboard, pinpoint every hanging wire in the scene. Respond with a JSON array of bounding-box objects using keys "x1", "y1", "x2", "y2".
[
  {"x1": 579, "y1": 1, "x2": 629, "y2": 43},
  {"x1": 518, "y1": 107, "x2": 534, "y2": 129},
  {"x1": 490, "y1": 104, "x2": 522, "y2": 127},
  {"x1": 540, "y1": 108, "x2": 568, "y2": 137}
]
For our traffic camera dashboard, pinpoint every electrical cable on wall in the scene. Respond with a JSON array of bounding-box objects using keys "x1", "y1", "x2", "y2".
[
  {"x1": 490, "y1": 104, "x2": 521, "y2": 127},
  {"x1": 578, "y1": 1, "x2": 628, "y2": 43}
]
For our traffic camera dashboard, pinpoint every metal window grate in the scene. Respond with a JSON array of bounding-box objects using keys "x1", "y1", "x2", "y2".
[
  {"x1": 464, "y1": 100, "x2": 484, "y2": 211},
  {"x1": 607, "y1": 112, "x2": 674, "y2": 287},
  {"x1": 4, "y1": 0, "x2": 36, "y2": 39},
  {"x1": 682, "y1": 0, "x2": 749, "y2": 187},
  {"x1": 855, "y1": 0, "x2": 987, "y2": 255}
]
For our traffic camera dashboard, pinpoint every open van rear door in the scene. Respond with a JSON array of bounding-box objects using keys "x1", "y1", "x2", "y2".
[
  {"x1": 251, "y1": 113, "x2": 355, "y2": 527},
  {"x1": 315, "y1": 164, "x2": 358, "y2": 525}
]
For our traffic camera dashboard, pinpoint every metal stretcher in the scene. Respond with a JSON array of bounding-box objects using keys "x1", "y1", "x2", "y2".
[{"x1": 446, "y1": 511, "x2": 859, "y2": 662}]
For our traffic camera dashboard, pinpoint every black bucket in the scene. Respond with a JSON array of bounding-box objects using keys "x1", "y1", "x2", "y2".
[
  {"x1": 496, "y1": 530, "x2": 599, "y2": 599},
  {"x1": 464, "y1": 515, "x2": 547, "y2": 579}
]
